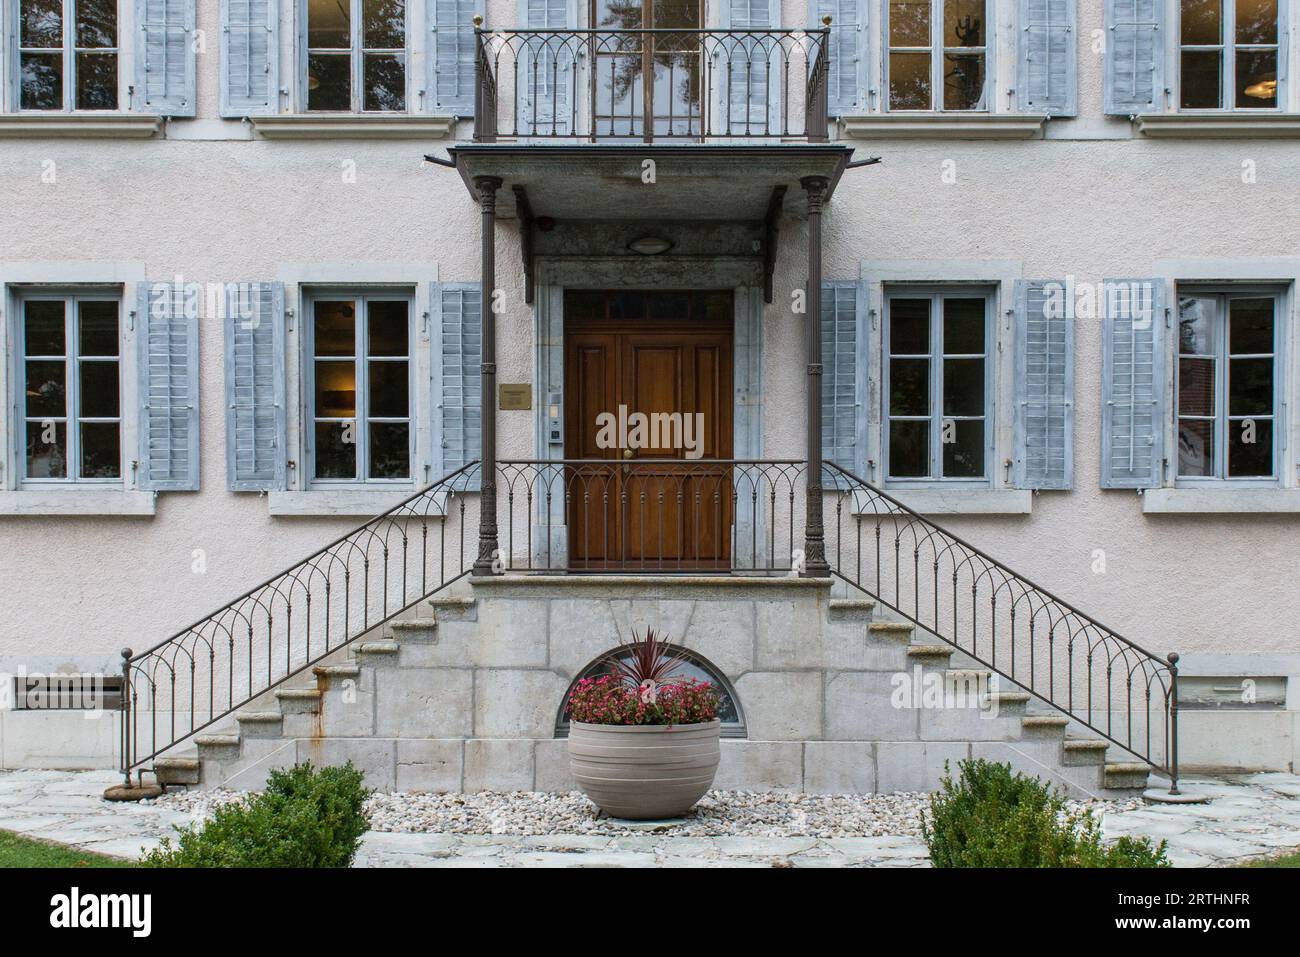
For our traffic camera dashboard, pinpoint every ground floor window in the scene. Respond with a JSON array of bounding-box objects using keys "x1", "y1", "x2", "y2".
[{"x1": 884, "y1": 287, "x2": 991, "y2": 481}]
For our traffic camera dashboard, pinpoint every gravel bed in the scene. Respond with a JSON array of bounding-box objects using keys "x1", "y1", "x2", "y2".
[{"x1": 152, "y1": 787, "x2": 1143, "y2": 839}]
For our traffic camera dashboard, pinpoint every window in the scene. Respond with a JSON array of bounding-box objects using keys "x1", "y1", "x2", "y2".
[
  {"x1": 886, "y1": 0, "x2": 988, "y2": 110},
  {"x1": 19, "y1": 294, "x2": 121, "y2": 482},
  {"x1": 305, "y1": 0, "x2": 406, "y2": 112},
  {"x1": 1179, "y1": 0, "x2": 1279, "y2": 109},
  {"x1": 885, "y1": 289, "x2": 990, "y2": 481},
  {"x1": 308, "y1": 294, "x2": 412, "y2": 483},
  {"x1": 17, "y1": 0, "x2": 118, "y2": 110},
  {"x1": 1176, "y1": 290, "x2": 1279, "y2": 480}
]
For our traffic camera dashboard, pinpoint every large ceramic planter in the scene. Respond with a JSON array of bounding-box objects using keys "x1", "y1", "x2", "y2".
[{"x1": 568, "y1": 719, "x2": 722, "y2": 820}]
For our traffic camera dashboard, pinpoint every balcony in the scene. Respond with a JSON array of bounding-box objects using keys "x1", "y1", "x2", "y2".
[{"x1": 473, "y1": 26, "x2": 830, "y2": 144}]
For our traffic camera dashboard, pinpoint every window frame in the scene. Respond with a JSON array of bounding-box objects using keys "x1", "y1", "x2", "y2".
[
  {"x1": 1174, "y1": 284, "x2": 1284, "y2": 487},
  {"x1": 1176, "y1": 0, "x2": 1284, "y2": 111},
  {"x1": 14, "y1": 290, "x2": 123, "y2": 487},
  {"x1": 299, "y1": 0, "x2": 411, "y2": 113},
  {"x1": 11, "y1": 0, "x2": 121, "y2": 112},
  {"x1": 882, "y1": 0, "x2": 993, "y2": 112},
  {"x1": 302, "y1": 289, "x2": 415, "y2": 488},
  {"x1": 882, "y1": 284, "x2": 995, "y2": 486}
]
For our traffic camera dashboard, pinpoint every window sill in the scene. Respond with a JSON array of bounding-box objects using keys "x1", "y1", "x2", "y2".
[
  {"x1": 268, "y1": 488, "x2": 446, "y2": 517},
  {"x1": 0, "y1": 113, "x2": 162, "y2": 138},
  {"x1": 251, "y1": 114, "x2": 454, "y2": 140},
  {"x1": 856, "y1": 488, "x2": 1033, "y2": 515},
  {"x1": 1142, "y1": 487, "x2": 1300, "y2": 513},
  {"x1": 0, "y1": 489, "x2": 156, "y2": 516},
  {"x1": 841, "y1": 113, "x2": 1046, "y2": 140},
  {"x1": 1136, "y1": 113, "x2": 1300, "y2": 138}
]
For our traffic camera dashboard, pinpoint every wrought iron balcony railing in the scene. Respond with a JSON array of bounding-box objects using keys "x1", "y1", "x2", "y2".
[{"x1": 474, "y1": 27, "x2": 830, "y2": 143}]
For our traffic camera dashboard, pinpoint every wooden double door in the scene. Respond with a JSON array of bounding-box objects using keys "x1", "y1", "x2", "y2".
[{"x1": 564, "y1": 290, "x2": 734, "y2": 569}]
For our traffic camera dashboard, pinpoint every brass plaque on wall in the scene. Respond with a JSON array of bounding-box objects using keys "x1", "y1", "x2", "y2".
[{"x1": 499, "y1": 384, "x2": 532, "y2": 410}]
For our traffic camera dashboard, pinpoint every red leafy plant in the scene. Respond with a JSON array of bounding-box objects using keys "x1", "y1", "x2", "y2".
[{"x1": 566, "y1": 628, "x2": 720, "y2": 727}]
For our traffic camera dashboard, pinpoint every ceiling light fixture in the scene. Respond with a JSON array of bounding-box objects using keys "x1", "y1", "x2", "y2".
[{"x1": 627, "y1": 236, "x2": 673, "y2": 255}]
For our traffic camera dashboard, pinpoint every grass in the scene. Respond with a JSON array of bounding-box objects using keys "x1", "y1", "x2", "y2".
[
  {"x1": 1243, "y1": 849, "x2": 1300, "y2": 868},
  {"x1": 0, "y1": 829, "x2": 131, "y2": 868}
]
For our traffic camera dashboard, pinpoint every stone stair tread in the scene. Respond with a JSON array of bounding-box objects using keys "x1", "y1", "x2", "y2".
[
  {"x1": 991, "y1": 691, "x2": 1030, "y2": 702},
  {"x1": 1105, "y1": 761, "x2": 1151, "y2": 773},
  {"x1": 356, "y1": 641, "x2": 400, "y2": 654},
  {"x1": 154, "y1": 756, "x2": 200, "y2": 769},
  {"x1": 1063, "y1": 739, "x2": 1110, "y2": 750},
  {"x1": 428, "y1": 596, "x2": 474, "y2": 607},
  {"x1": 906, "y1": 644, "x2": 953, "y2": 656},
  {"x1": 314, "y1": 664, "x2": 361, "y2": 677},
  {"x1": 868, "y1": 621, "x2": 912, "y2": 631},
  {"x1": 196, "y1": 733, "x2": 241, "y2": 746},
  {"x1": 236, "y1": 711, "x2": 283, "y2": 723},
  {"x1": 275, "y1": 688, "x2": 322, "y2": 699},
  {"x1": 391, "y1": 618, "x2": 438, "y2": 630},
  {"x1": 1021, "y1": 715, "x2": 1069, "y2": 726}
]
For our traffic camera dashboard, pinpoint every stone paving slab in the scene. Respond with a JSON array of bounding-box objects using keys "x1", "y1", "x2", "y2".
[{"x1": 0, "y1": 769, "x2": 1299, "y2": 867}]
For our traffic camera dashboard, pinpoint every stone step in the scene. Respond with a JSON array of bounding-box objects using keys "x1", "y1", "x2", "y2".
[
  {"x1": 196, "y1": 733, "x2": 242, "y2": 761},
  {"x1": 828, "y1": 599, "x2": 876, "y2": 621},
  {"x1": 355, "y1": 640, "x2": 401, "y2": 663},
  {"x1": 868, "y1": 621, "x2": 913, "y2": 642},
  {"x1": 906, "y1": 644, "x2": 954, "y2": 662},
  {"x1": 235, "y1": 711, "x2": 284, "y2": 738},
  {"x1": 275, "y1": 688, "x2": 322, "y2": 714},
  {"x1": 1104, "y1": 761, "x2": 1151, "y2": 790},
  {"x1": 1019, "y1": 715, "x2": 1070, "y2": 739},
  {"x1": 428, "y1": 596, "x2": 477, "y2": 622},
  {"x1": 1062, "y1": 739, "x2": 1110, "y2": 766},
  {"x1": 988, "y1": 691, "x2": 1031, "y2": 716},
  {"x1": 153, "y1": 757, "x2": 200, "y2": 786},
  {"x1": 390, "y1": 617, "x2": 439, "y2": 640},
  {"x1": 314, "y1": 664, "x2": 361, "y2": 689}
]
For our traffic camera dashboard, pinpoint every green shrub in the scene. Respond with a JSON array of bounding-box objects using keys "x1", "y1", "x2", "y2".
[
  {"x1": 142, "y1": 762, "x2": 371, "y2": 868},
  {"x1": 922, "y1": 758, "x2": 1169, "y2": 868}
]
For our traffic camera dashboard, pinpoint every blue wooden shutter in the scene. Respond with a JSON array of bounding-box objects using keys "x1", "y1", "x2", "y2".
[
  {"x1": 135, "y1": 0, "x2": 196, "y2": 116},
  {"x1": 1017, "y1": 0, "x2": 1076, "y2": 115},
  {"x1": 436, "y1": 283, "x2": 482, "y2": 482},
  {"x1": 721, "y1": 0, "x2": 779, "y2": 134},
  {"x1": 224, "y1": 283, "x2": 286, "y2": 491},
  {"x1": 813, "y1": 0, "x2": 867, "y2": 115},
  {"x1": 1101, "y1": 278, "x2": 1165, "y2": 488},
  {"x1": 1013, "y1": 280, "x2": 1073, "y2": 489},
  {"x1": 522, "y1": 0, "x2": 574, "y2": 135},
  {"x1": 220, "y1": 0, "x2": 279, "y2": 116},
  {"x1": 1104, "y1": 0, "x2": 1163, "y2": 114},
  {"x1": 822, "y1": 281, "x2": 862, "y2": 477},
  {"x1": 136, "y1": 282, "x2": 200, "y2": 491},
  {"x1": 430, "y1": 0, "x2": 483, "y2": 114}
]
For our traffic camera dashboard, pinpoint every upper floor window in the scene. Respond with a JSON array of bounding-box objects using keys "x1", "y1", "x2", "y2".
[
  {"x1": 308, "y1": 294, "x2": 412, "y2": 483},
  {"x1": 19, "y1": 294, "x2": 121, "y2": 482},
  {"x1": 885, "y1": 289, "x2": 991, "y2": 481},
  {"x1": 1179, "y1": 0, "x2": 1279, "y2": 109},
  {"x1": 17, "y1": 0, "x2": 118, "y2": 110},
  {"x1": 1176, "y1": 290, "x2": 1279, "y2": 480},
  {"x1": 306, "y1": 0, "x2": 406, "y2": 112},
  {"x1": 886, "y1": 0, "x2": 989, "y2": 110}
]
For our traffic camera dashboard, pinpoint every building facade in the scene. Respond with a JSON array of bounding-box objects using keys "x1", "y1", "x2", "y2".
[{"x1": 0, "y1": 0, "x2": 1297, "y2": 781}]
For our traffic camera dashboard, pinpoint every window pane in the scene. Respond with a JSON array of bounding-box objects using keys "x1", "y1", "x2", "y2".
[
  {"x1": 1236, "y1": 49, "x2": 1277, "y2": 107},
  {"x1": 649, "y1": 291, "x2": 691, "y2": 320},
  {"x1": 75, "y1": 52, "x2": 117, "y2": 110},
  {"x1": 1228, "y1": 418, "x2": 1272, "y2": 476},
  {"x1": 80, "y1": 422, "x2": 120, "y2": 478},
  {"x1": 78, "y1": 301, "x2": 118, "y2": 355},
  {"x1": 1235, "y1": 0, "x2": 1276, "y2": 43},
  {"x1": 363, "y1": 0, "x2": 405, "y2": 47},
  {"x1": 1229, "y1": 298, "x2": 1273, "y2": 353},
  {"x1": 26, "y1": 421, "x2": 67, "y2": 478},
  {"x1": 314, "y1": 301, "x2": 356, "y2": 356},
  {"x1": 76, "y1": 0, "x2": 117, "y2": 47},
  {"x1": 24, "y1": 301, "x2": 65, "y2": 354},
  {"x1": 942, "y1": 419, "x2": 983, "y2": 478},
  {"x1": 943, "y1": 53, "x2": 984, "y2": 109},
  {"x1": 21, "y1": 0, "x2": 62, "y2": 46},
  {"x1": 79, "y1": 361, "x2": 120, "y2": 417},
  {"x1": 889, "y1": 420, "x2": 929, "y2": 477},
  {"x1": 1177, "y1": 419, "x2": 1214, "y2": 476},
  {"x1": 315, "y1": 361, "x2": 356, "y2": 417},
  {"x1": 308, "y1": 0, "x2": 351, "y2": 47},
  {"x1": 363, "y1": 53, "x2": 405, "y2": 111},
  {"x1": 1178, "y1": 296, "x2": 1216, "y2": 354},
  {"x1": 21, "y1": 53, "x2": 62, "y2": 110},
  {"x1": 25, "y1": 361, "x2": 67, "y2": 417},
  {"x1": 314, "y1": 422, "x2": 356, "y2": 479},
  {"x1": 890, "y1": 358, "x2": 929, "y2": 416},
  {"x1": 942, "y1": 358, "x2": 983, "y2": 415},
  {"x1": 1180, "y1": 0, "x2": 1221, "y2": 44},
  {"x1": 889, "y1": 52, "x2": 932, "y2": 109},
  {"x1": 1178, "y1": 358, "x2": 1215, "y2": 415},
  {"x1": 889, "y1": 299, "x2": 930, "y2": 353},
  {"x1": 368, "y1": 301, "x2": 409, "y2": 355},
  {"x1": 943, "y1": 298, "x2": 984, "y2": 353},
  {"x1": 308, "y1": 53, "x2": 352, "y2": 110},
  {"x1": 368, "y1": 422, "x2": 410, "y2": 479},
  {"x1": 889, "y1": 0, "x2": 931, "y2": 45},
  {"x1": 944, "y1": 0, "x2": 986, "y2": 46},
  {"x1": 368, "y1": 361, "x2": 409, "y2": 417},
  {"x1": 1181, "y1": 50, "x2": 1222, "y2": 108},
  {"x1": 1228, "y1": 357, "x2": 1272, "y2": 415}
]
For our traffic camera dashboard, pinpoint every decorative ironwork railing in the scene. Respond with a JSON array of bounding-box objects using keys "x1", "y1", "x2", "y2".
[{"x1": 473, "y1": 28, "x2": 830, "y2": 142}]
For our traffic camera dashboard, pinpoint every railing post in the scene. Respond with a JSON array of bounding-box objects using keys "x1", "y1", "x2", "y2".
[
  {"x1": 119, "y1": 647, "x2": 132, "y2": 786},
  {"x1": 473, "y1": 17, "x2": 487, "y2": 143},
  {"x1": 800, "y1": 175, "x2": 831, "y2": 577},
  {"x1": 1167, "y1": 652, "x2": 1180, "y2": 795},
  {"x1": 473, "y1": 175, "x2": 504, "y2": 576}
]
